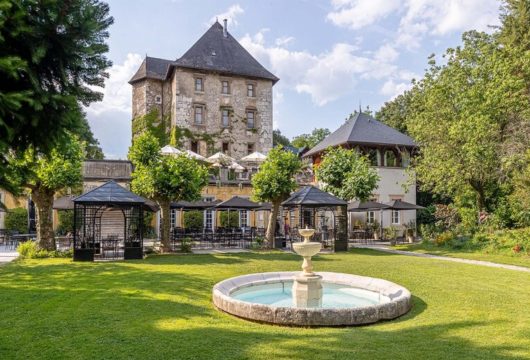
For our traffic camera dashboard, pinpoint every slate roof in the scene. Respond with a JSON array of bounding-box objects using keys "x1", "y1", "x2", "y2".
[
  {"x1": 282, "y1": 186, "x2": 347, "y2": 207},
  {"x1": 129, "y1": 22, "x2": 278, "y2": 84},
  {"x1": 347, "y1": 200, "x2": 390, "y2": 212},
  {"x1": 74, "y1": 181, "x2": 148, "y2": 204},
  {"x1": 305, "y1": 112, "x2": 417, "y2": 157},
  {"x1": 215, "y1": 196, "x2": 261, "y2": 210},
  {"x1": 129, "y1": 56, "x2": 175, "y2": 84},
  {"x1": 171, "y1": 199, "x2": 221, "y2": 210}
]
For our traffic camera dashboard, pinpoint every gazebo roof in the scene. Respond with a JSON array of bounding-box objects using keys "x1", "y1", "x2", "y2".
[
  {"x1": 74, "y1": 181, "x2": 148, "y2": 204},
  {"x1": 348, "y1": 200, "x2": 390, "y2": 212},
  {"x1": 215, "y1": 196, "x2": 261, "y2": 210},
  {"x1": 385, "y1": 199, "x2": 425, "y2": 210},
  {"x1": 171, "y1": 199, "x2": 221, "y2": 210},
  {"x1": 282, "y1": 186, "x2": 347, "y2": 207}
]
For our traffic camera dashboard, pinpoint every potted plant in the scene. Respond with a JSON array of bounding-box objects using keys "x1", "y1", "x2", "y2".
[
  {"x1": 384, "y1": 226, "x2": 398, "y2": 246},
  {"x1": 405, "y1": 221, "x2": 416, "y2": 243},
  {"x1": 371, "y1": 220, "x2": 380, "y2": 240}
]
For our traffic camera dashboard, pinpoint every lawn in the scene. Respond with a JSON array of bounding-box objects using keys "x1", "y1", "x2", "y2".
[
  {"x1": 0, "y1": 249, "x2": 529, "y2": 360},
  {"x1": 395, "y1": 243, "x2": 530, "y2": 268}
]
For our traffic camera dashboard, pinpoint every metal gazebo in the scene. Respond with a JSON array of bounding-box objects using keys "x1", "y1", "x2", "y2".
[
  {"x1": 281, "y1": 186, "x2": 348, "y2": 251},
  {"x1": 73, "y1": 181, "x2": 153, "y2": 261}
]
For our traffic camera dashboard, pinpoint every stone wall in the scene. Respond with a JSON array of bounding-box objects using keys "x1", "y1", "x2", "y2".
[{"x1": 132, "y1": 67, "x2": 274, "y2": 159}]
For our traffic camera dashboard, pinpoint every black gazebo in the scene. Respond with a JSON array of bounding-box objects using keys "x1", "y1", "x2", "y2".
[
  {"x1": 282, "y1": 186, "x2": 348, "y2": 251},
  {"x1": 73, "y1": 181, "x2": 152, "y2": 261},
  {"x1": 214, "y1": 196, "x2": 262, "y2": 228}
]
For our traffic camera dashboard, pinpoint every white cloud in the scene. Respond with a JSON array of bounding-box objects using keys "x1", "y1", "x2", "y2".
[
  {"x1": 209, "y1": 4, "x2": 244, "y2": 27},
  {"x1": 380, "y1": 80, "x2": 411, "y2": 99},
  {"x1": 85, "y1": 53, "x2": 142, "y2": 158},
  {"x1": 86, "y1": 53, "x2": 143, "y2": 116},
  {"x1": 240, "y1": 32, "x2": 400, "y2": 106},
  {"x1": 327, "y1": 0, "x2": 500, "y2": 50},
  {"x1": 327, "y1": 0, "x2": 400, "y2": 30},
  {"x1": 374, "y1": 43, "x2": 399, "y2": 63},
  {"x1": 275, "y1": 36, "x2": 295, "y2": 47}
]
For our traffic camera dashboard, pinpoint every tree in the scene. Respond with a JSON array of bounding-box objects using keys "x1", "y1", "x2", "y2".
[
  {"x1": 252, "y1": 146, "x2": 302, "y2": 246},
  {"x1": 498, "y1": 0, "x2": 530, "y2": 49},
  {"x1": 0, "y1": 0, "x2": 112, "y2": 191},
  {"x1": 5, "y1": 207, "x2": 28, "y2": 234},
  {"x1": 407, "y1": 31, "x2": 530, "y2": 211},
  {"x1": 9, "y1": 135, "x2": 84, "y2": 250},
  {"x1": 129, "y1": 132, "x2": 209, "y2": 251},
  {"x1": 77, "y1": 115, "x2": 104, "y2": 160},
  {"x1": 273, "y1": 129, "x2": 291, "y2": 147},
  {"x1": 291, "y1": 128, "x2": 330, "y2": 149},
  {"x1": 375, "y1": 89, "x2": 417, "y2": 134},
  {"x1": 314, "y1": 147, "x2": 379, "y2": 202}
]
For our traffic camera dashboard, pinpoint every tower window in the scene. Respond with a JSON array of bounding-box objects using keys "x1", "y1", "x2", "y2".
[
  {"x1": 221, "y1": 80, "x2": 230, "y2": 94},
  {"x1": 246, "y1": 110, "x2": 255, "y2": 129},
  {"x1": 221, "y1": 109, "x2": 230, "y2": 127},
  {"x1": 194, "y1": 105, "x2": 204, "y2": 125},
  {"x1": 222, "y1": 142, "x2": 230, "y2": 154},
  {"x1": 247, "y1": 143, "x2": 255, "y2": 155},
  {"x1": 195, "y1": 78, "x2": 204, "y2": 92},
  {"x1": 154, "y1": 95, "x2": 162, "y2": 104},
  {"x1": 247, "y1": 83, "x2": 255, "y2": 97}
]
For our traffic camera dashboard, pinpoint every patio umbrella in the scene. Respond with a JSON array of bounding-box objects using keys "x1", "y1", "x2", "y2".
[
  {"x1": 160, "y1": 145, "x2": 182, "y2": 156},
  {"x1": 183, "y1": 150, "x2": 208, "y2": 162},
  {"x1": 347, "y1": 200, "x2": 390, "y2": 212},
  {"x1": 229, "y1": 162, "x2": 246, "y2": 172},
  {"x1": 207, "y1": 152, "x2": 236, "y2": 166},
  {"x1": 385, "y1": 200, "x2": 425, "y2": 210},
  {"x1": 240, "y1": 151, "x2": 267, "y2": 163}
]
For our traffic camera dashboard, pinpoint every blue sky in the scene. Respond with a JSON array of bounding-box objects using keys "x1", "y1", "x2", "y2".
[{"x1": 86, "y1": 0, "x2": 501, "y2": 158}]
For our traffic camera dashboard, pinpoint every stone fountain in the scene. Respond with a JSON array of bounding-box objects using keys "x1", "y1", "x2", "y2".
[{"x1": 292, "y1": 227, "x2": 323, "y2": 307}]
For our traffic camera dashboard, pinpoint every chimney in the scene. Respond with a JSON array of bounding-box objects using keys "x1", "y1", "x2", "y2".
[{"x1": 223, "y1": 19, "x2": 228, "y2": 37}]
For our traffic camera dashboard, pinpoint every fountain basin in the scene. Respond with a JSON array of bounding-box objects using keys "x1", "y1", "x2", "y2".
[
  {"x1": 213, "y1": 272, "x2": 411, "y2": 326},
  {"x1": 292, "y1": 241, "x2": 322, "y2": 257}
]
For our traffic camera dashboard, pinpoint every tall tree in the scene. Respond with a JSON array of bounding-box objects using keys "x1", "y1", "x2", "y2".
[
  {"x1": 272, "y1": 129, "x2": 291, "y2": 147},
  {"x1": 252, "y1": 146, "x2": 302, "y2": 246},
  {"x1": 314, "y1": 147, "x2": 379, "y2": 202},
  {"x1": 407, "y1": 31, "x2": 530, "y2": 211},
  {"x1": 8, "y1": 135, "x2": 84, "y2": 250},
  {"x1": 77, "y1": 114, "x2": 104, "y2": 160},
  {"x1": 291, "y1": 128, "x2": 330, "y2": 149},
  {"x1": 129, "y1": 132, "x2": 209, "y2": 252},
  {"x1": 0, "y1": 0, "x2": 112, "y2": 191},
  {"x1": 375, "y1": 89, "x2": 417, "y2": 134}
]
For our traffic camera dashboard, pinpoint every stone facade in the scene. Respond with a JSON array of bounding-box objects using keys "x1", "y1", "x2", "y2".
[{"x1": 132, "y1": 68, "x2": 274, "y2": 159}]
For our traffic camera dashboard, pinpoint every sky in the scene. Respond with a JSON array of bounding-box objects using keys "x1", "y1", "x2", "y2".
[{"x1": 86, "y1": 0, "x2": 502, "y2": 158}]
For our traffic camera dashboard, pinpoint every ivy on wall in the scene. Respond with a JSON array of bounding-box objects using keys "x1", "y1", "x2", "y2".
[{"x1": 132, "y1": 109, "x2": 168, "y2": 145}]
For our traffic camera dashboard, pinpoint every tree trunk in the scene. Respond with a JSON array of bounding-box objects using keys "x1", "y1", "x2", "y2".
[
  {"x1": 266, "y1": 200, "x2": 280, "y2": 248},
  {"x1": 158, "y1": 199, "x2": 172, "y2": 252},
  {"x1": 469, "y1": 180, "x2": 486, "y2": 212},
  {"x1": 32, "y1": 187, "x2": 56, "y2": 251}
]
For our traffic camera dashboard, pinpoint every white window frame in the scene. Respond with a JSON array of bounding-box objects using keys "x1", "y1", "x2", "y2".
[
  {"x1": 221, "y1": 80, "x2": 230, "y2": 94},
  {"x1": 367, "y1": 211, "x2": 375, "y2": 224},
  {"x1": 221, "y1": 109, "x2": 230, "y2": 127},
  {"x1": 391, "y1": 210, "x2": 400, "y2": 225},
  {"x1": 239, "y1": 210, "x2": 249, "y2": 227},
  {"x1": 247, "y1": 83, "x2": 255, "y2": 97},
  {"x1": 195, "y1": 78, "x2": 203, "y2": 92},
  {"x1": 246, "y1": 110, "x2": 255, "y2": 129},
  {"x1": 194, "y1": 105, "x2": 204, "y2": 124}
]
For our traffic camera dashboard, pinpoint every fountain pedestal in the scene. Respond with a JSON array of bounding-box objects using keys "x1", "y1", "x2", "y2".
[{"x1": 292, "y1": 227, "x2": 323, "y2": 308}]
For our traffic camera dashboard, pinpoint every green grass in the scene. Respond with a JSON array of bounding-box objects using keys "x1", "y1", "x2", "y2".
[
  {"x1": 1, "y1": 249, "x2": 529, "y2": 359},
  {"x1": 395, "y1": 243, "x2": 530, "y2": 268}
]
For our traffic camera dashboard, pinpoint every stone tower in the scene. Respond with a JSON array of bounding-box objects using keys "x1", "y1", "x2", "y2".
[{"x1": 129, "y1": 21, "x2": 278, "y2": 160}]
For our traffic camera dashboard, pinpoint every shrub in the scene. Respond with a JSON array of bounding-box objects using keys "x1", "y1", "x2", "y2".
[
  {"x1": 434, "y1": 231, "x2": 454, "y2": 246},
  {"x1": 183, "y1": 210, "x2": 204, "y2": 229},
  {"x1": 219, "y1": 211, "x2": 239, "y2": 227},
  {"x1": 56, "y1": 210, "x2": 74, "y2": 235},
  {"x1": 419, "y1": 223, "x2": 439, "y2": 243},
  {"x1": 181, "y1": 237, "x2": 192, "y2": 253},
  {"x1": 17, "y1": 240, "x2": 72, "y2": 259},
  {"x1": 5, "y1": 207, "x2": 28, "y2": 233}
]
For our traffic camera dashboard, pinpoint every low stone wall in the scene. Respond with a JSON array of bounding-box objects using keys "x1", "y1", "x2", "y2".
[{"x1": 212, "y1": 271, "x2": 412, "y2": 326}]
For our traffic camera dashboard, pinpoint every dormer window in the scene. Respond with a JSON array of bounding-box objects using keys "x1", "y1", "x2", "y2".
[
  {"x1": 195, "y1": 78, "x2": 204, "y2": 92},
  {"x1": 221, "y1": 80, "x2": 230, "y2": 94}
]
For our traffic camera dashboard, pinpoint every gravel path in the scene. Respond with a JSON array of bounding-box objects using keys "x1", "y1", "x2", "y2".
[{"x1": 354, "y1": 244, "x2": 530, "y2": 273}]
